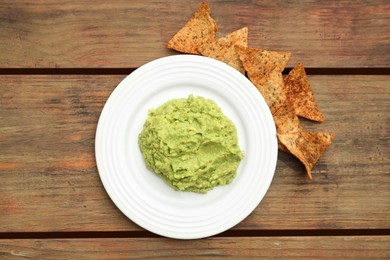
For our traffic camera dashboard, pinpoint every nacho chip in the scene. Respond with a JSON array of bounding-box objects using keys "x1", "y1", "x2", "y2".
[
  {"x1": 273, "y1": 100, "x2": 303, "y2": 153},
  {"x1": 277, "y1": 131, "x2": 335, "y2": 180},
  {"x1": 284, "y1": 63, "x2": 325, "y2": 122},
  {"x1": 167, "y1": 2, "x2": 218, "y2": 54},
  {"x1": 250, "y1": 66, "x2": 287, "y2": 115},
  {"x1": 273, "y1": 99, "x2": 303, "y2": 134},
  {"x1": 198, "y1": 27, "x2": 248, "y2": 74},
  {"x1": 235, "y1": 45, "x2": 292, "y2": 83},
  {"x1": 278, "y1": 141, "x2": 290, "y2": 153}
]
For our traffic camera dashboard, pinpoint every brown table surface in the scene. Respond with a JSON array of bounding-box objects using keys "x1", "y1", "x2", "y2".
[{"x1": 1, "y1": 0, "x2": 389, "y2": 258}]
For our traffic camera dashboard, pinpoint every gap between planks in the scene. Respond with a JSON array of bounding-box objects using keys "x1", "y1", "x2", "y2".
[
  {"x1": 1, "y1": 229, "x2": 389, "y2": 240},
  {"x1": 0, "y1": 68, "x2": 389, "y2": 75}
]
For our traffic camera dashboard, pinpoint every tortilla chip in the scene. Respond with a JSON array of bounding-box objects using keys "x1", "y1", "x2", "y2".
[
  {"x1": 273, "y1": 100, "x2": 302, "y2": 153},
  {"x1": 284, "y1": 63, "x2": 325, "y2": 122},
  {"x1": 278, "y1": 141, "x2": 290, "y2": 153},
  {"x1": 198, "y1": 27, "x2": 248, "y2": 74},
  {"x1": 273, "y1": 100, "x2": 303, "y2": 134},
  {"x1": 251, "y1": 66, "x2": 287, "y2": 115},
  {"x1": 277, "y1": 131, "x2": 335, "y2": 180},
  {"x1": 167, "y1": 2, "x2": 218, "y2": 54},
  {"x1": 235, "y1": 45, "x2": 292, "y2": 83}
]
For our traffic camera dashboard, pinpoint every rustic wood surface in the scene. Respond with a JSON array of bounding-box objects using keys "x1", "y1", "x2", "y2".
[
  {"x1": 1, "y1": 75, "x2": 389, "y2": 232},
  {"x1": 1, "y1": 0, "x2": 389, "y2": 258},
  {"x1": 0, "y1": 0, "x2": 389, "y2": 68},
  {"x1": 1, "y1": 236, "x2": 390, "y2": 259}
]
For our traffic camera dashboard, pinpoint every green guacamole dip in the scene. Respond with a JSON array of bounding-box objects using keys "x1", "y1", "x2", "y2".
[{"x1": 138, "y1": 95, "x2": 244, "y2": 193}]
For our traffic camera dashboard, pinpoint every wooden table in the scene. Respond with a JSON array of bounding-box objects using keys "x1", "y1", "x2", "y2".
[{"x1": 1, "y1": 0, "x2": 389, "y2": 258}]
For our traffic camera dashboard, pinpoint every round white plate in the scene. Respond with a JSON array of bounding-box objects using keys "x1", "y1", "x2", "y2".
[{"x1": 95, "y1": 55, "x2": 277, "y2": 239}]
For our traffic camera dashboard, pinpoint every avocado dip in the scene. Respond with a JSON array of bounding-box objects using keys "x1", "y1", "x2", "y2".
[{"x1": 138, "y1": 95, "x2": 244, "y2": 193}]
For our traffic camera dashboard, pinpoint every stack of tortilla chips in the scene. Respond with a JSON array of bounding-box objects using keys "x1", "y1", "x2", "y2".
[{"x1": 167, "y1": 2, "x2": 334, "y2": 181}]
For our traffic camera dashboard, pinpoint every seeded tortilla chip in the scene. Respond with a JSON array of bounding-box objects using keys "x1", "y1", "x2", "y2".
[
  {"x1": 167, "y1": 2, "x2": 218, "y2": 54},
  {"x1": 273, "y1": 100, "x2": 303, "y2": 153},
  {"x1": 277, "y1": 131, "x2": 335, "y2": 180},
  {"x1": 284, "y1": 63, "x2": 325, "y2": 122},
  {"x1": 250, "y1": 66, "x2": 287, "y2": 115},
  {"x1": 278, "y1": 141, "x2": 290, "y2": 153},
  {"x1": 273, "y1": 100, "x2": 303, "y2": 134},
  {"x1": 235, "y1": 45, "x2": 292, "y2": 83},
  {"x1": 198, "y1": 27, "x2": 248, "y2": 74}
]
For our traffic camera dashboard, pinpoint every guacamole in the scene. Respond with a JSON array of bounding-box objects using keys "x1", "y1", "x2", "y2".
[{"x1": 138, "y1": 95, "x2": 244, "y2": 193}]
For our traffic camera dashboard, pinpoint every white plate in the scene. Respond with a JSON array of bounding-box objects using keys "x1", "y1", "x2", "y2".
[{"x1": 95, "y1": 55, "x2": 277, "y2": 239}]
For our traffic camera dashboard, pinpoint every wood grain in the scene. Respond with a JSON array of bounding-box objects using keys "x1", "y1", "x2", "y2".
[
  {"x1": 1, "y1": 75, "x2": 389, "y2": 233},
  {"x1": 0, "y1": 0, "x2": 389, "y2": 68},
  {"x1": 1, "y1": 236, "x2": 389, "y2": 259}
]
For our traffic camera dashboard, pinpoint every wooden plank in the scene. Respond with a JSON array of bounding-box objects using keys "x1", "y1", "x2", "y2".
[
  {"x1": 1, "y1": 236, "x2": 389, "y2": 258},
  {"x1": 0, "y1": 75, "x2": 389, "y2": 232},
  {"x1": 0, "y1": 0, "x2": 389, "y2": 68},
  {"x1": 0, "y1": 75, "x2": 136, "y2": 231}
]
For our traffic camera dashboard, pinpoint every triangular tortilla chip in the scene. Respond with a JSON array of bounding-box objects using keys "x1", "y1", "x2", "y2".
[
  {"x1": 278, "y1": 141, "x2": 290, "y2": 153},
  {"x1": 235, "y1": 45, "x2": 292, "y2": 83},
  {"x1": 284, "y1": 63, "x2": 325, "y2": 122},
  {"x1": 277, "y1": 131, "x2": 335, "y2": 180},
  {"x1": 273, "y1": 100, "x2": 303, "y2": 153},
  {"x1": 273, "y1": 100, "x2": 303, "y2": 134},
  {"x1": 250, "y1": 66, "x2": 287, "y2": 115},
  {"x1": 167, "y1": 2, "x2": 218, "y2": 54},
  {"x1": 198, "y1": 27, "x2": 248, "y2": 74}
]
